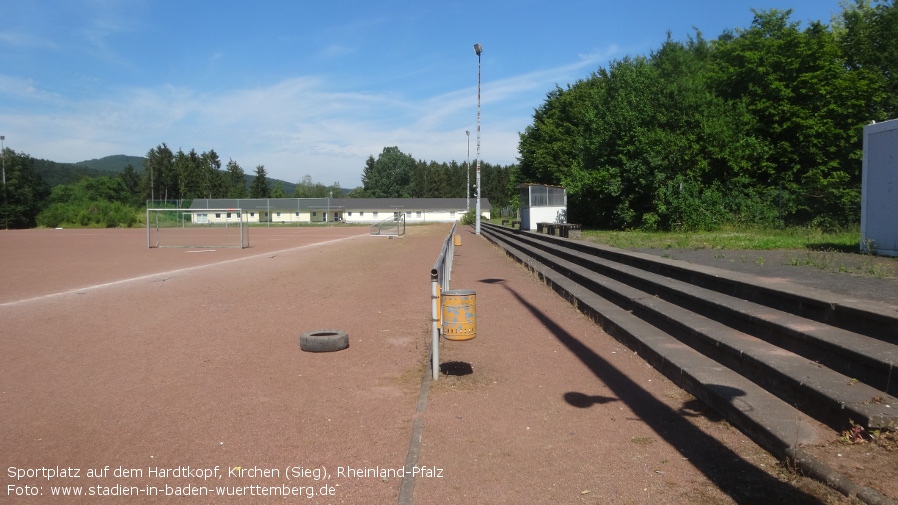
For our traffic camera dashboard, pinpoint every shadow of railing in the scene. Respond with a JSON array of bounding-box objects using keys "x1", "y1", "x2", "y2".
[{"x1": 501, "y1": 283, "x2": 825, "y2": 504}]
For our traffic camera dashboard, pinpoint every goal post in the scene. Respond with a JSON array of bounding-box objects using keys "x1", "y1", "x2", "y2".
[{"x1": 146, "y1": 208, "x2": 250, "y2": 248}]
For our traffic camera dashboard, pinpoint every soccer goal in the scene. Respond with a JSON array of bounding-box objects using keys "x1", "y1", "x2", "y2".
[
  {"x1": 369, "y1": 213, "x2": 406, "y2": 236},
  {"x1": 146, "y1": 208, "x2": 250, "y2": 248}
]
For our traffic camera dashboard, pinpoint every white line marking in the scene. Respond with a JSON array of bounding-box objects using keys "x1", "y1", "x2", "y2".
[{"x1": 0, "y1": 233, "x2": 367, "y2": 308}]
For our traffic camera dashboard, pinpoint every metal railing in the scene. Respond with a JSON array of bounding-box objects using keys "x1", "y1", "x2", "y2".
[{"x1": 429, "y1": 222, "x2": 458, "y2": 380}]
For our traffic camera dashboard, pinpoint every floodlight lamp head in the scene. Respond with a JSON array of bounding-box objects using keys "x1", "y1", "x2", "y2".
[{"x1": 474, "y1": 43, "x2": 482, "y2": 56}]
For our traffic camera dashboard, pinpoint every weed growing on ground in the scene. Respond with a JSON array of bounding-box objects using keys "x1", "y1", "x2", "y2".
[
  {"x1": 839, "y1": 420, "x2": 898, "y2": 450},
  {"x1": 840, "y1": 421, "x2": 868, "y2": 444}
]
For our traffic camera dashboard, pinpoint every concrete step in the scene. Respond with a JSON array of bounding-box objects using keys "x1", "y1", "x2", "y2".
[
  {"x1": 509, "y1": 229, "x2": 898, "y2": 396},
  {"x1": 486, "y1": 232, "x2": 829, "y2": 455},
  {"x1": 520, "y1": 227, "x2": 898, "y2": 344},
  {"x1": 494, "y1": 229, "x2": 898, "y2": 430}
]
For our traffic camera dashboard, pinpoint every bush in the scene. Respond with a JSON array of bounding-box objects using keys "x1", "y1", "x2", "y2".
[{"x1": 36, "y1": 200, "x2": 140, "y2": 228}]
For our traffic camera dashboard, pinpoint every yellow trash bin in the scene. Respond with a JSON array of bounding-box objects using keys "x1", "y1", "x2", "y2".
[
  {"x1": 453, "y1": 234, "x2": 462, "y2": 246},
  {"x1": 441, "y1": 289, "x2": 476, "y2": 341}
]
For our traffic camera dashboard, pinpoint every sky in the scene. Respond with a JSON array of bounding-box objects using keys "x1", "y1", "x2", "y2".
[{"x1": 1, "y1": 0, "x2": 847, "y2": 188}]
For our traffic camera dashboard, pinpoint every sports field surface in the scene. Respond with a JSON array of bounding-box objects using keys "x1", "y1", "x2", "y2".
[{"x1": 0, "y1": 225, "x2": 866, "y2": 503}]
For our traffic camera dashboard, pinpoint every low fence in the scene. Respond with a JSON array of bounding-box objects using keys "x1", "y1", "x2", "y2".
[{"x1": 429, "y1": 222, "x2": 458, "y2": 380}]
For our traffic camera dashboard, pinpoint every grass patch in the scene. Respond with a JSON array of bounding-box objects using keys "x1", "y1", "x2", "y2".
[
  {"x1": 582, "y1": 226, "x2": 860, "y2": 251},
  {"x1": 578, "y1": 225, "x2": 897, "y2": 279}
]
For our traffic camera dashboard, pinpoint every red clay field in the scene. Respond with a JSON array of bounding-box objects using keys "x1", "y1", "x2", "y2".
[{"x1": 0, "y1": 225, "x2": 868, "y2": 504}]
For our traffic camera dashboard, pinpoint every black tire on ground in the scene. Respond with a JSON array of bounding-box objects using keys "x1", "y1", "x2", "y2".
[{"x1": 299, "y1": 330, "x2": 350, "y2": 352}]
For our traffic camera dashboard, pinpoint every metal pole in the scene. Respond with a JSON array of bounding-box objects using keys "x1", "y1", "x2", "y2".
[
  {"x1": 1, "y1": 135, "x2": 6, "y2": 230},
  {"x1": 466, "y1": 130, "x2": 470, "y2": 212},
  {"x1": 474, "y1": 44, "x2": 482, "y2": 235},
  {"x1": 431, "y1": 277, "x2": 440, "y2": 381}
]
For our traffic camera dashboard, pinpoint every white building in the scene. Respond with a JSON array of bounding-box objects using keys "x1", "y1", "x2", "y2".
[{"x1": 188, "y1": 198, "x2": 491, "y2": 225}]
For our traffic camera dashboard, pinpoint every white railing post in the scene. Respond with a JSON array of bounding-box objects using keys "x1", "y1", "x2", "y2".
[{"x1": 431, "y1": 277, "x2": 440, "y2": 381}]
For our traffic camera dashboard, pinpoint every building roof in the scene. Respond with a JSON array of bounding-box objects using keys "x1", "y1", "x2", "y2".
[{"x1": 517, "y1": 183, "x2": 565, "y2": 189}]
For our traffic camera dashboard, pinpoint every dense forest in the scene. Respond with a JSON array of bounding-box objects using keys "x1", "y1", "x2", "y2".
[
  {"x1": 518, "y1": 2, "x2": 897, "y2": 231},
  {"x1": 0, "y1": 1, "x2": 894, "y2": 230}
]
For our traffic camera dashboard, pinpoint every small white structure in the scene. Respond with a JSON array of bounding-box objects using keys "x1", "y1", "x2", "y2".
[
  {"x1": 860, "y1": 119, "x2": 898, "y2": 257},
  {"x1": 518, "y1": 184, "x2": 567, "y2": 231}
]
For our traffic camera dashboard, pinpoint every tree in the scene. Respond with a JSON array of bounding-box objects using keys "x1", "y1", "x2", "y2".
[
  {"x1": 174, "y1": 148, "x2": 203, "y2": 202},
  {"x1": 201, "y1": 149, "x2": 225, "y2": 198},
  {"x1": 478, "y1": 162, "x2": 514, "y2": 211},
  {"x1": 711, "y1": 9, "x2": 882, "y2": 227},
  {"x1": 837, "y1": 0, "x2": 898, "y2": 118},
  {"x1": 225, "y1": 159, "x2": 246, "y2": 198},
  {"x1": 0, "y1": 149, "x2": 50, "y2": 228},
  {"x1": 119, "y1": 163, "x2": 142, "y2": 205},
  {"x1": 142, "y1": 143, "x2": 175, "y2": 204},
  {"x1": 271, "y1": 181, "x2": 287, "y2": 198},
  {"x1": 362, "y1": 147, "x2": 415, "y2": 197},
  {"x1": 346, "y1": 185, "x2": 370, "y2": 198},
  {"x1": 249, "y1": 165, "x2": 271, "y2": 198},
  {"x1": 361, "y1": 155, "x2": 376, "y2": 191},
  {"x1": 516, "y1": 7, "x2": 889, "y2": 230},
  {"x1": 293, "y1": 175, "x2": 315, "y2": 197}
]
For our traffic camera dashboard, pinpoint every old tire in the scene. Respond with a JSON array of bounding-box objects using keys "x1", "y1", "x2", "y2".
[{"x1": 300, "y1": 330, "x2": 349, "y2": 352}]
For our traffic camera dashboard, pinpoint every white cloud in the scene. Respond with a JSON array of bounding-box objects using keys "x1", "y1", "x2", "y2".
[{"x1": 1, "y1": 44, "x2": 619, "y2": 187}]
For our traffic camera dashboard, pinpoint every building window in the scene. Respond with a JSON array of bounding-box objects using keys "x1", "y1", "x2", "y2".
[
  {"x1": 373, "y1": 212, "x2": 378, "y2": 218},
  {"x1": 360, "y1": 212, "x2": 364, "y2": 216},
  {"x1": 348, "y1": 212, "x2": 353, "y2": 216},
  {"x1": 416, "y1": 211, "x2": 422, "y2": 218},
  {"x1": 295, "y1": 212, "x2": 299, "y2": 217},
  {"x1": 450, "y1": 211, "x2": 456, "y2": 217},
  {"x1": 215, "y1": 213, "x2": 221, "y2": 218},
  {"x1": 227, "y1": 212, "x2": 232, "y2": 218},
  {"x1": 250, "y1": 212, "x2": 255, "y2": 217}
]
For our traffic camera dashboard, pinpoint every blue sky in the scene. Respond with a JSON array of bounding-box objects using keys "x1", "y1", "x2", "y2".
[{"x1": 1, "y1": 0, "x2": 845, "y2": 188}]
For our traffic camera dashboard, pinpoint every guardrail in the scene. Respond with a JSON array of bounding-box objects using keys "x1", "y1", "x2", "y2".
[{"x1": 429, "y1": 222, "x2": 458, "y2": 380}]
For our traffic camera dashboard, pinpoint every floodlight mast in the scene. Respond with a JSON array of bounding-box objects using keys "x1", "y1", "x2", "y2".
[
  {"x1": 465, "y1": 130, "x2": 470, "y2": 212},
  {"x1": 473, "y1": 43, "x2": 482, "y2": 235},
  {"x1": 1, "y1": 135, "x2": 6, "y2": 230}
]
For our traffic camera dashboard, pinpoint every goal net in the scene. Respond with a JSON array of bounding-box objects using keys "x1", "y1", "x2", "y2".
[{"x1": 146, "y1": 208, "x2": 249, "y2": 248}]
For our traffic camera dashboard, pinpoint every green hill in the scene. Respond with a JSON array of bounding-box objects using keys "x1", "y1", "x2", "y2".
[
  {"x1": 34, "y1": 154, "x2": 298, "y2": 194},
  {"x1": 74, "y1": 154, "x2": 145, "y2": 173}
]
